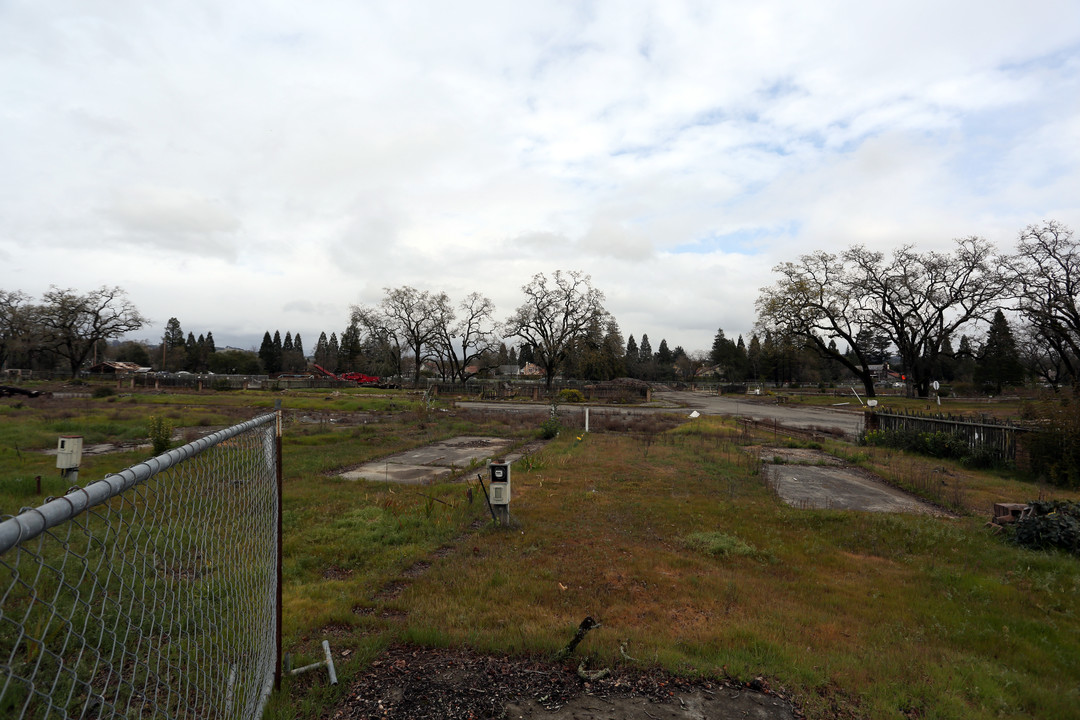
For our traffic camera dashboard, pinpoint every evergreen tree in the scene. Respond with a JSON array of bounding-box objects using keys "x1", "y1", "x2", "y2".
[
  {"x1": 824, "y1": 338, "x2": 843, "y2": 382},
  {"x1": 710, "y1": 328, "x2": 742, "y2": 378},
  {"x1": 497, "y1": 343, "x2": 509, "y2": 366},
  {"x1": 285, "y1": 331, "x2": 309, "y2": 372},
  {"x1": 855, "y1": 327, "x2": 892, "y2": 365},
  {"x1": 976, "y1": 310, "x2": 1025, "y2": 394},
  {"x1": 258, "y1": 332, "x2": 275, "y2": 373},
  {"x1": 508, "y1": 346, "x2": 518, "y2": 366},
  {"x1": 259, "y1": 331, "x2": 282, "y2": 374},
  {"x1": 196, "y1": 333, "x2": 207, "y2": 372},
  {"x1": 656, "y1": 338, "x2": 673, "y2": 379},
  {"x1": 710, "y1": 328, "x2": 727, "y2": 365},
  {"x1": 205, "y1": 331, "x2": 216, "y2": 355},
  {"x1": 184, "y1": 332, "x2": 198, "y2": 371},
  {"x1": 162, "y1": 317, "x2": 186, "y2": 371},
  {"x1": 601, "y1": 319, "x2": 625, "y2": 379},
  {"x1": 638, "y1": 334, "x2": 654, "y2": 379},
  {"x1": 313, "y1": 332, "x2": 330, "y2": 368},
  {"x1": 163, "y1": 318, "x2": 184, "y2": 350},
  {"x1": 937, "y1": 334, "x2": 956, "y2": 382},
  {"x1": 625, "y1": 335, "x2": 639, "y2": 378},
  {"x1": 328, "y1": 332, "x2": 340, "y2": 372},
  {"x1": 956, "y1": 335, "x2": 977, "y2": 384},
  {"x1": 732, "y1": 335, "x2": 749, "y2": 381},
  {"x1": 639, "y1": 334, "x2": 652, "y2": 363},
  {"x1": 747, "y1": 335, "x2": 762, "y2": 381},
  {"x1": 657, "y1": 338, "x2": 672, "y2": 364},
  {"x1": 339, "y1": 324, "x2": 361, "y2": 372},
  {"x1": 518, "y1": 343, "x2": 534, "y2": 367},
  {"x1": 569, "y1": 314, "x2": 607, "y2": 380}
]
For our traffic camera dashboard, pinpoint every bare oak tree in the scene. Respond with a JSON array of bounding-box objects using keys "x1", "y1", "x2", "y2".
[
  {"x1": 1002, "y1": 221, "x2": 1080, "y2": 382},
  {"x1": 432, "y1": 292, "x2": 498, "y2": 383},
  {"x1": 37, "y1": 286, "x2": 148, "y2": 377},
  {"x1": 352, "y1": 286, "x2": 447, "y2": 385},
  {"x1": 847, "y1": 237, "x2": 1011, "y2": 397},
  {"x1": 504, "y1": 270, "x2": 605, "y2": 389},
  {"x1": 755, "y1": 251, "x2": 880, "y2": 397},
  {"x1": 0, "y1": 290, "x2": 32, "y2": 370}
]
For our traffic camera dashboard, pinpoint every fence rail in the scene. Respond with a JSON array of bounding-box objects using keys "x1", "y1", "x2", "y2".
[
  {"x1": 0, "y1": 412, "x2": 281, "y2": 719},
  {"x1": 866, "y1": 410, "x2": 1025, "y2": 460}
]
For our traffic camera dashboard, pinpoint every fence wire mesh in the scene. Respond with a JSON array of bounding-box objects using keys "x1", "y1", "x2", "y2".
[{"x1": 0, "y1": 412, "x2": 280, "y2": 719}]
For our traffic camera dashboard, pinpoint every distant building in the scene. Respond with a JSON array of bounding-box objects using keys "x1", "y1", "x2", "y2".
[
  {"x1": 695, "y1": 364, "x2": 721, "y2": 378},
  {"x1": 521, "y1": 362, "x2": 545, "y2": 377},
  {"x1": 88, "y1": 361, "x2": 145, "y2": 374}
]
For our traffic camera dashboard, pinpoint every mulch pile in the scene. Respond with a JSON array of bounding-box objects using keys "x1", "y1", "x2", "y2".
[{"x1": 327, "y1": 644, "x2": 794, "y2": 720}]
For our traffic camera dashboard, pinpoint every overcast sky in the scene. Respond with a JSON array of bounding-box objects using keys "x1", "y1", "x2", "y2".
[{"x1": 2, "y1": 1, "x2": 1079, "y2": 354}]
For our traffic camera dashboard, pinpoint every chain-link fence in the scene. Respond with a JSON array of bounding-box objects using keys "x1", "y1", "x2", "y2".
[{"x1": 0, "y1": 411, "x2": 281, "y2": 719}]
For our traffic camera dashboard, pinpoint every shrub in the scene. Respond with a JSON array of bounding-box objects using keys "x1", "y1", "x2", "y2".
[
  {"x1": 147, "y1": 415, "x2": 174, "y2": 455},
  {"x1": 91, "y1": 386, "x2": 115, "y2": 398},
  {"x1": 1011, "y1": 501, "x2": 1080, "y2": 556},
  {"x1": 861, "y1": 426, "x2": 1006, "y2": 468},
  {"x1": 558, "y1": 388, "x2": 585, "y2": 403},
  {"x1": 1022, "y1": 391, "x2": 1080, "y2": 488},
  {"x1": 539, "y1": 416, "x2": 561, "y2": 439}
]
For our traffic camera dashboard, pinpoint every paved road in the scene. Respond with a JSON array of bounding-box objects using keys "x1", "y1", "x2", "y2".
[
  {"x1": 656, "y1": 390, "x2": 866, "y2": 438},
  {"x1": 456, "y1": 390, "x2": 866, "y2": 438}
]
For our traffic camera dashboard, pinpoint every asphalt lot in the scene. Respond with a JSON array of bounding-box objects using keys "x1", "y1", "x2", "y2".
[
  {"x1": 657, "y1": 390, "x2": 866, "y2": 438},
  {"x1": 456, "y1": 389, "x2": 866, "y2": 439}
]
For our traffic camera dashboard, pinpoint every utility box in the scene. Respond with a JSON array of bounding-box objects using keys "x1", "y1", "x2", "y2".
[
  {"x1": 56, "y1": 436, "x2": 84, "y2": 470},
  {"x1": 488, "y1": 460, "x2": 510, "y2": 505}
]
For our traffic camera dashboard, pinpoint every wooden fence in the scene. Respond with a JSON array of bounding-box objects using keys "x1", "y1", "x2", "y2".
[{"x1": 865, "y1": 410, "x2": 1027, "y2": 461}]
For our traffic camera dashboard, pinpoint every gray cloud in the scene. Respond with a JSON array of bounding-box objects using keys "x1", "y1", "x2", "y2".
[
  {"x1": 102, "y1": 187, "x2": 241, "y2": 258},
  {"x1": 0, "y1": 1, "x2": 1077, "y2": 352}
]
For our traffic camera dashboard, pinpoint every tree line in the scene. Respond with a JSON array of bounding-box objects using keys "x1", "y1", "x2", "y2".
[
  {"x1": 754, "y1": 220, "x2": 1075, "y2": 397},
  {"x1": 0, "y1": 286, "x2": 146, "y2": 377},
  {"x1": 4, "y1": 220, "x2": 1077, "y2": 392}
]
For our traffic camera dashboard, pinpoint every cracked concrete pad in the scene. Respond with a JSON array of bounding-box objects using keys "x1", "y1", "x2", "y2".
[
  {"x1": 339, "y1": 436, "x2": 514, "y2": 485},
  {"x1": 339, "y1": 463, "x2": 457, "y2": 484},
  {"x1": 757, "y1": 446, "x2": 844, "y2": 465},
  {"x1": 765, "y1": 463, "x2": 942, "y2": 514}
]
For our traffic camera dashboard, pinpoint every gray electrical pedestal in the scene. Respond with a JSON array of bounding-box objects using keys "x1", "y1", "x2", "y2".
[{"x1": 488, "y1": 460, "x2": 510, "y2": 526}]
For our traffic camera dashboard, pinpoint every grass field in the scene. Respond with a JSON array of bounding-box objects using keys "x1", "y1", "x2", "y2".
[{"x1": 1, "y1": 381, "x2": 1078, "y2": 719}]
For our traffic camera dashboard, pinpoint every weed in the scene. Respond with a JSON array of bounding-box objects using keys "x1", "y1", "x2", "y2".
[
  {"x1": 679, "y1": 532, "x2": 759, "y2": 559},
  {"x1": 539, "y1": 417, "x2": 560, "y2": 439},
  {"x1": 146, "y1": 415, "x2": 173, "y2": 455}
]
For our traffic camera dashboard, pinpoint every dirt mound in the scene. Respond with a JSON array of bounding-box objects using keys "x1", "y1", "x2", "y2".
[{"x1": 328, "y1": 645, "x2": 799, "y2": 719}]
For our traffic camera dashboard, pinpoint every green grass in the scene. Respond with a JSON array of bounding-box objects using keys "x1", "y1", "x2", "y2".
[{"x1": 2, "y1": 390, "x2": 1078, "y2": 719}]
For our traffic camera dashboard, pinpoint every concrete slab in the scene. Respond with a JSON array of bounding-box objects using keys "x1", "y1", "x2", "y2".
[
  {"x1": 761, "y1": 448, "x2": 943, "y2": 515},
  {"x1": 339, "y1": 436, "x2": 514, "y2": 485},
  {"x1": 757, "y1": 447, "x2": 844, "y2": 466},
  {"x1": 340, "y1": 463, "x2": 456, "y2": 484}
]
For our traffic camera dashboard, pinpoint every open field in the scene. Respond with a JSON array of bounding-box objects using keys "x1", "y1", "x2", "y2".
[{"x1": 1, "y1": 382, "x2": 1078, "y2": 719}]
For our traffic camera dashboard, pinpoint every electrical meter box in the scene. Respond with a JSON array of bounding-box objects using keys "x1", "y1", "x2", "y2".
[
  {"x1": 488, "y1": 460, "x2": 510, "y2": 505},
  {"x1": 56, "y1": 436, "x2": 84, "y2": 470}
]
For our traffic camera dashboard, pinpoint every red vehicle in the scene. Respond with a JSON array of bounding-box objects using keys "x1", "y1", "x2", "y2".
[{"x1": 312, "y1": 364, "x2": 379, "y2": 385}]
